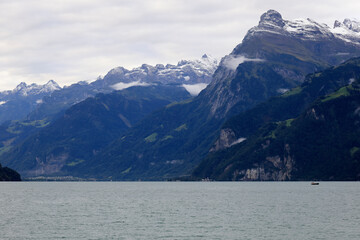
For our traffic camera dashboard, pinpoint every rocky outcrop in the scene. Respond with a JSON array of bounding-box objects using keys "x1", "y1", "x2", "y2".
[
  {"x1": 210, "y1": 128, "x2": 237, "y2": 152},
  {"x1": 236, "y1": 144, "x2": 295, "y2": 181},
  {"x1": 259, "y1": 9, "x2": 285, "y2": 28},
  {"x1": 210, "y1": 128, "x2": 247, "y2": 152},
  {"x1": 26, "y1": 153, "x2": 69, "y2": 176}
]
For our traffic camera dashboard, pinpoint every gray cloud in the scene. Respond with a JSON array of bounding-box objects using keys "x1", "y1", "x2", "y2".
[{"x1": 0, "y1": 0, "x2": 359, "y2": 90}]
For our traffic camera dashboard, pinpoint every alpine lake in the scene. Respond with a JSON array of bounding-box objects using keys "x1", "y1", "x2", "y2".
[{"x1": 0, "y1": 182, "x2": 359, "y2": 239}]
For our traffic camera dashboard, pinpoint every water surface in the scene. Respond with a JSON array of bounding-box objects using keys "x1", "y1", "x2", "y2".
[{"x1": 0, "y1": 182, "x2": 359, "y2": 239}]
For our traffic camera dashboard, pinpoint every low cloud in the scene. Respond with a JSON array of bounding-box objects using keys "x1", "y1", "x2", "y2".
[
  {"x1": 230, "y1": 137, "x2": 246, "y2": 146},
  {"x1": 349, "y1": 78, "x2": 356, "y2": 84},
  {"x1": 222, "y1": 55, "x2": 264, "y2": 70},
  {"x1": 182, "y1": 83, "x2": 208, "y2": 96},
  {"x1": 111, "y1": 81, "x2": 150, "y2": 90}
]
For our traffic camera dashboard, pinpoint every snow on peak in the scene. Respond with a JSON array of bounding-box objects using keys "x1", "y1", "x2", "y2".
[
  {"x1": 331, "y1": 18, "x2": 360, "y2": 43},
  {"x1": 102, "y1": 55, "x2": 218, "y2": 86},
  {"x1": 177, "y1": 54, "x2": 218, "y2": 74},
  {"x1": 333, "y1": 18, "x2": 360, "y2": 33},
  {"x1": 247, "y1": 10, "x2": 360, "y2": 44},
  {"x1": 108, "y1": 66, "x2": 128, "y2": 75},
  {"x1": 259, "y1": 9, "x2": 285, "y2": 28},
  {"x1": 12, "y1": 80, "x2": 61, "y2": 96},
  {"x1": 43, "y1": 80, "x2": 61, "y2": 92},
  {"x1": 343, "y1": 19, "x2": 360, "y2": 32}
]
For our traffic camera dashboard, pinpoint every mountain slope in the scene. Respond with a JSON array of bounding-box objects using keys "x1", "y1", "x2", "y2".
[
  {"x1": 210, "y1": 57, "x2": 360, "y2": 151},
  {"x1": 206, "y1": 10, "x2": 360, "y2": 118},
  {"x1": 193, "y1": 60, "x2": 360, "y2": 180},
  {"x1": 0, "y1": 55, "x2": 216, "y2": 125},
  {"x1": 28, "y1": 55, "x2": 217, "y2": 121},
  {"x1": 1, "y1": 85, "x2": 191, "y2": 177},
  {"x1": 3, "y1": 10, "x2": 360, "y2": 180},
  {"x1": 73, "y1": 10, "x2": 360, "y2": 180},
  {"x1": 0, "y1": 55, "x2": 217, "y2": 170}
]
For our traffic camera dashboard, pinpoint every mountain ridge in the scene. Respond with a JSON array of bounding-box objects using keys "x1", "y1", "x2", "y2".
[
  {"x1": 2, "y1": 10, "x2": 360, "y2": 180},
  {"x1": 0, "y1": 55, "x2": 217, "y2": 124},
  {"x1": 71, "y1": 10, "x2": 360, "y2": 180},
  {"x1": 193, "y1": 57, "x2": 360, "y2": 180}
]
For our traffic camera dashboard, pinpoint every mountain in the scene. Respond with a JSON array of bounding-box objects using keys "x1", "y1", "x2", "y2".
[
  {"x1": 210, "y1": 57, "x2": 360, "y2": 152},
  {"x1": 94, "y1": 54, "x2": 217, "y2": 88},
  {"x1": 193, "y1": 65, "x2": 360, "y2": 180},
  {"x1": 67, "y1": 10, "x2": 360, "y2": 180},
  {"x1": 206, "y1": 10, "x2": 360, "y2": 118},
  {"x1": 0, "y1": 85, "x2": 191, "y2": 178},
  {"x1": 0, "y1": 163, "x2": 21, "y2": 181},
  {"x1": 28, "y1": 55, "x2": 217, "y2": 121},
  {"x1": 0, "y1": 55, "x2": 217, "y2": 168},
  {"x1": 0, "y1": 80, "x2": 60, "y2": 123},
  {"x1": 2, "y1": 10, "x2": 360, "y2": 180},
  {"x1": 0, "y1": 55, "x2": 217, "y2": 125}
]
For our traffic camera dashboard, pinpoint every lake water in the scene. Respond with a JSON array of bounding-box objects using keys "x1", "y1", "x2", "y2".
[{"x1": 0, "y1": 182, "x2": 359, "y2": 239}]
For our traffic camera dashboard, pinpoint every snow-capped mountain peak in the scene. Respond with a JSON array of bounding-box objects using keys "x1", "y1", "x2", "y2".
[
  {"x1": 43, "y1": 80, "x2": 61, "y2": 92},
  {"x1": 331, "y1": 18, "x2": 360, "y2": 44},
  {"x1": 102, "y1": 55, "x2": 218, "y2": 88},
  {"x1": 11, "y1": 80, "x2": 61, "y2": 96},
  {"x1": 246, "y1": 9, "x2": 360, "y2": 45},
  {"x1": 259, "y1": 9, "x2": 285, "y2": 28},
  {"x1": 343, "y1": 18, "x2": 360, "y2": 32},
  {"x1": 333, "y1": 18, "x2": 360, "y2": 32}
]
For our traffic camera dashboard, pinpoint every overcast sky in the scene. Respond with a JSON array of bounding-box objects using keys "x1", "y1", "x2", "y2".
[{"x1": 0, "y1": 0, "x2": 359, "y2": 90}]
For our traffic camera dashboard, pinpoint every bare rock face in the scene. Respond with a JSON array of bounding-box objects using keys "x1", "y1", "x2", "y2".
[
  {"x1": 210, "y1": 128, "x2": 237, "y2": 152},
  {"x1": 202, "y1": 9, "x2": 360, "y2": 119},
  {"x1": 307, "y1": 108, "x2": 325, "y2": 121},
  {"x1": 237, "y1": 144, "x2": 295, "y2": 181},
  {"x1": 259, "y1": 9, "x2": 285, "y2": 28},
  {"x1": 27, "y1": 153, "x2": 69, "y2": 176}
]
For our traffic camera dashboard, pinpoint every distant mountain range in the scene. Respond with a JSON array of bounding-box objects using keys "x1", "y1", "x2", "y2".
[
  {"x1": 0, "y1": 54, "x2": 217, "y2": 124},
  {"x1": 1, "y1": 10, "x2": 360, "y2": 180},
  {"x1": 0, "y1": 80, "x2": 61, "y2": 123}
]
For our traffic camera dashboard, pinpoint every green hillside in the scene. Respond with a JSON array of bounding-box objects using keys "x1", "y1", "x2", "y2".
[{"x1": 193, "y1": 65, "x2": 360, "y2": 181}]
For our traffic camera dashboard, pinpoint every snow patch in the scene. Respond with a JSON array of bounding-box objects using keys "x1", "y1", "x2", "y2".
[
  {"x1": 0, "y1": 101, "x2": 7, "y2": 105},
  {"x1": 182, "y1": 83, "x2": 208, "y2": 96},
  {"x1": 349, "y1": 78, "x2": 356, "y2": 84},
  {"x1": 222, "y1": 55, "x2": 265, "y2": 70},
  {"x1": 111, "y1": 81, "x2": 150, "y2": 90},
  {"x1": 184, "y1": 76, "x2": 190, "y2": 81},
  {"x1": 36, "y1": 99, "x2": 43, "y2": 104}
]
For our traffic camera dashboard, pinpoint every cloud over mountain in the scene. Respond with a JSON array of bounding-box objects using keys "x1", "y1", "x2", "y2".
[{"x1": 0, "y1": 0, "x2": 359, "y2": 90}]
